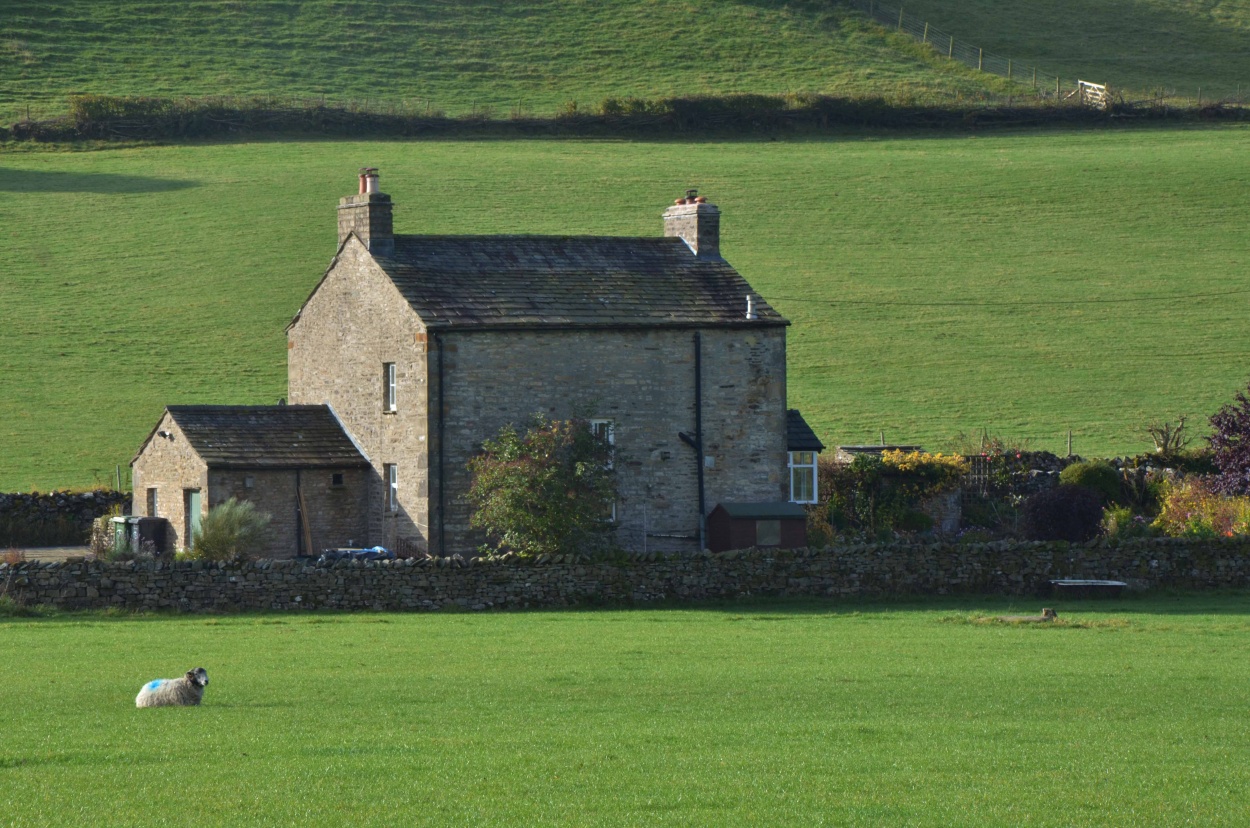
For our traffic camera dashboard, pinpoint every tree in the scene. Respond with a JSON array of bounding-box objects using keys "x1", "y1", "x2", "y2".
[
  {"x1": 467, "y1": 415, "x2": 617, "y2": 557},
  {"x1": 1209, "y1": 382, "x2": 1250, "y2": 495}
]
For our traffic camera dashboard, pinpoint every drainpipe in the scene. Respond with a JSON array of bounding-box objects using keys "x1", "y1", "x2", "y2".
[
  {"x1": 679, "y1": 332, "x2": 707, "y2": 550},
  {"x1": 435, "y1": 332, "x2": 446, "y2": 557}
]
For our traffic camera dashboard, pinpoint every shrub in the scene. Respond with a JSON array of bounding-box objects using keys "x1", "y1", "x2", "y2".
[
  {"x1": 467, "y1": 415, "x2": 616, "y2": 557},
  {"x1": 1059, "y1": 460, "x2": 1122, "y2": 504},
  {"x1": 824, "y1": 452, "x2": 967, "y2": 537},
  {"x1": 188, "y1": 498, "x2": 272, "y2": 561},
  {"x1": 1151, "y1": 477, "x2": 1250, "y2": 538},
  {"x1": 1101, "y1": 506, "x2": 1155, "y2": 540},
  {"x1": 1022, "y1": 485, "x2": 1103, "y2": 542},
  {"x1": 1209, "y1": 381, "x2": 1250, "y2": 495}
]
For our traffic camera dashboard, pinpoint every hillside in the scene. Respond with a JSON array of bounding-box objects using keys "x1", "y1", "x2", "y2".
[
  {"x1": 0, "y1": 0, "x2": 1012, "y2": 124},
  {"x1": 3, "y1": 130, "x2": 1249, "y2": 489},
  {"x1": 888, "y1": 0, "x2": 1250, "y2": 99}
]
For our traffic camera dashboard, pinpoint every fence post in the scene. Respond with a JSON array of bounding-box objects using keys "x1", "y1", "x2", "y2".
[
  {"x1": 1033, "y1": 67, "x2": 1037, "y2": 89},
  {"x1": 923, "y1": 22, "x2": 928, "y2": 43},
  {"x1": 1008, "y1": 60, "x2": 1012, "y2": 81},
  {"x1": 948, "y1": 36, "x2": 954, "y2": 59},
  {"x1": 978, "y1": 48, "x2": 983, "y2": 71},
  {"x1": 1067, "y1": 430, "x2": 1073, "y2": 457},
  {"x1": 1056, "y1": 77, "x2": 1060, "y2": 97},
  {"x1": 898, "y1": 7, "x2": 904, "y2": 30}
]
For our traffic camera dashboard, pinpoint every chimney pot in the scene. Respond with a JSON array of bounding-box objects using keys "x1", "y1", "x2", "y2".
[{"x1": 338, "y1": 170, "x2": 394, "y2": 254}]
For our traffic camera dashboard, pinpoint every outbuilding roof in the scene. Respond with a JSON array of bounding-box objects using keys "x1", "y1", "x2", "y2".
[
  {"x1": 711, "y1": 502, "x2": 809, "y2": 520},
  {"x1": 369, "y1": 235, "x2": 788, "y2": 330},
  {"x1": 159, "y1": 405, "x2": 369, "y2": 469}
]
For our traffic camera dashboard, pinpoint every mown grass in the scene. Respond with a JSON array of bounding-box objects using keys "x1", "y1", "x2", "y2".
[
  {"x1": 2, "y1": 130, "x2": 1250, "y2": 488},
  {"x1": 2, "y1": 596, "x2": 1249, "y2": 826},
  {"x1": 0, "y1": 0, "x2": 1014, "y2": 125},
  {"x1": 890, "y1": 0, "x2": 1250, "y2": 99}
]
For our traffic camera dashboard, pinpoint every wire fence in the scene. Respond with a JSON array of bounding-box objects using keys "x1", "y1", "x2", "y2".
[{"x1": 846, "y1": 0, "x2": 1075, "y2": 99}]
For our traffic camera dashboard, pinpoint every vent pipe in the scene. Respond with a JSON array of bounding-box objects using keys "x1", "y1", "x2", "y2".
[{"x1": 745, "y1": 295, "x2": 756, "y2": 320}]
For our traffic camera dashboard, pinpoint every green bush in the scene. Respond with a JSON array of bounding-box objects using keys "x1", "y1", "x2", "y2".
[
  {"x1": 467, "y1": 415, "x2": 617, "y2": 557},
  {"x1": 188, "y1": 498, "x2": 272, "y2": 561},
  {"x1": 1059, "y1": 461, "x2": 1122, "y2": 504},
  {"x1": 1101, "y1": 506, "x2": 1155, "y2": 540}
]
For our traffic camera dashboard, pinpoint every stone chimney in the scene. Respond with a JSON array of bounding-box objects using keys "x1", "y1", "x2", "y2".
[
  {"x1": 337, "y1": 167, "x2": 394, "y2": 255},
  {"x1": 662, "y1": 189, "x2": 720, "y2": 259}
]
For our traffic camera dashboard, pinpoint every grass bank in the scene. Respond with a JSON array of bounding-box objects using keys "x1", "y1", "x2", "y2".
[
  {"x1": 3, "y1": 130, "x2": 1249, "y2": 488},
  {"x1": 2, "y1": 596, "x2": 1249, "y2": 825}
]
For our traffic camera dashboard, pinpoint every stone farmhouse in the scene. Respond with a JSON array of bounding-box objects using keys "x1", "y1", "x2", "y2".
[{"x1": 134, "y1": 170, "x2": 823, "y2": 557}]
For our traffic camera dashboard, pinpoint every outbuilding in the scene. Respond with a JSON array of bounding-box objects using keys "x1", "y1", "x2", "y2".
[
  {"x1": 707, "y1": 501, "x2": 810, "y2": 552},
  {"x1": 131, "y1": 405, "x2": 370, "y2": 557}
]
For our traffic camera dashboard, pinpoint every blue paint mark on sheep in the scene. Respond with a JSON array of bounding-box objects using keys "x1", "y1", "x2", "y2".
[{"x1": 145, "y1": 680, "x2": 164, "y2": 691}]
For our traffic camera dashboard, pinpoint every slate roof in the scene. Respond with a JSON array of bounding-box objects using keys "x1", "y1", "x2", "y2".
[
  {"x1": 368, "y1": 235, "x2": 789, "y2": 330},
  {"x1": 162, "y1": 406, "x2": 368, "y2": 469},
  {"x1": 786, "y1": 410, "x2": 826, "y2": 453}
]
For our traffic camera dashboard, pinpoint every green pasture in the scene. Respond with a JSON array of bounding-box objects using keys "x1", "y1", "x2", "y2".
[
  {"x1": 3, "y1": 129, "x2": 1250, "y2": 489},
  {"x1": 0, "y1": 0, "x2": 1006, "y2": 124},
  {"x1": 2, "y1": 597, "x2": 1249, "y2": 825},
  {"x1": 891, "y1": 0, "x2": 1250, "y2": 99}
]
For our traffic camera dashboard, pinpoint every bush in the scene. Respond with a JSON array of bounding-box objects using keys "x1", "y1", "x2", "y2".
[
  {"x1": 1101, "y1": 506, "x2": 1155, "y2": 540},
  {"x1": 188, "y1": 498, "x2": 272, "y2": 561},
  {"x1": 1022, "y1": 485, "x2": 1103, "y2": 542},
  {"x1": 1059, "y1": 460, "x2": 1122, "y2": 504},
  {"x1": 824, "y1": 452, "x2": 967, "y2": 537},
  {"x1": 1152, "y1": 477, "x2": 1250, "y2": 538},
  {"x1": 467, "y1": 415, "x2": 616, "y2": 557},
  {"x1": 1209, "y1": 381, "x2": 1250, "y2": 495}
]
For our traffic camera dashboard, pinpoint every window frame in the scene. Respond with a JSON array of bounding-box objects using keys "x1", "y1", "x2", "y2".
[
  {"x1": 146, "y1": 487, "x2": 158, "y2": 517},
  {"x1": 589, "y1": 418, "x2": 616, "y2": 520},
  {"x1": 385, "y1": 463, "x2": 398, "y2": 513},
  {"x1": 788, "y1": 451, "x2": 818, "y2": 504},
  {"x1": 384, "y1": 362, "x2": 397, "y2": 413}
]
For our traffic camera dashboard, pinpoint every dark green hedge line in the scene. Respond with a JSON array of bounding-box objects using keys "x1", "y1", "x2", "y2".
[{"x1": 5, "y1": 93, "x2": 1246, "y2": 142}]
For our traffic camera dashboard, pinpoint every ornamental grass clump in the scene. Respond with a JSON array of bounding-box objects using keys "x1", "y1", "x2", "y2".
[{"x1": 188, "y1": 498, "x2": 272, "y2": 561}]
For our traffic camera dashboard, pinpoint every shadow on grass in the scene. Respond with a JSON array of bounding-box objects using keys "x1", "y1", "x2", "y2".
[{"x1": 0, "y1": 168, "x2": 198, "y2": 193}]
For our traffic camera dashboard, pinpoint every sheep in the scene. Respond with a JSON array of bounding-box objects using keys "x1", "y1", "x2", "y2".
[
  {"x1": 135, "y1": 667, "x2": 209, "y2": 708},
  {"x1": 997, "y1": 608, "x2": 1058, "y2": 623}
]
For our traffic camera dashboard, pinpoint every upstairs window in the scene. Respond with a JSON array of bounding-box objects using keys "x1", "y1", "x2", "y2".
[
  {"x1": 146, "y1": 488, "x2": 158, "y2": 517},
  {"x1": 384, "y1": 363, "x2": 397, "y2": 413},
  {"x1": 789, "y1": 451, "x2": 817, "y2": 504}
]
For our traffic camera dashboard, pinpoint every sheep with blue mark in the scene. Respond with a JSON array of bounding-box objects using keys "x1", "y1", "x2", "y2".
[{"x1": 135, "y1": 668, "x2": 209, "y2": 708}]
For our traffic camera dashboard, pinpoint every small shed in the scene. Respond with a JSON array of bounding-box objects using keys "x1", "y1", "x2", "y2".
[
  {"x1": 707, "y1": 502, "x2": 809, "y2": 552},
  {"x1": 131, "y1": 405, "x2": 371, "y2": 558}
]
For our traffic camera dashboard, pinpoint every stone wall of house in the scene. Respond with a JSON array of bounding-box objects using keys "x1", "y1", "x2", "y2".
[
  {"x1": 131, "y1": 411, "x2": 208, "y2": 551},
  {"x1": 435, "y1": 326, "x2": 789, "y2": 556},
  {"x1": 208, "y1": 467, "x2": 371, "y2": 558},
  {"x1": 5, "y1": 537, "x2": 1247, "y2": 612},
  {"x1": 287, "y1": 237, "x2": 430, "y2": 553}
]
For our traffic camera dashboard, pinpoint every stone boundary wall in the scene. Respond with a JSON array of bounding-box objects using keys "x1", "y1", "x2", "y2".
[
  {"x1": 3, "y1": 537, "x2": 1250, "y2": 612},
  {"x1": 0, "y1": 490, "x2": 131, "y2": 546}
]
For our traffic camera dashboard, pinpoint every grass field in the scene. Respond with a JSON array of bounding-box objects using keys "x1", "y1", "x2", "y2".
[
  {"x1": 0, "y1": 0, "x2": 1011, "y2": 124},
  {"x1": 890, "y1": 0, "x2": 1250, "y2": 99},
  {"x1": 2, "y1": 596, "x2": 1249, "y2": 826},
  {"x1": 3, "y1": 128, "x2": 1250, "y2": 489}
]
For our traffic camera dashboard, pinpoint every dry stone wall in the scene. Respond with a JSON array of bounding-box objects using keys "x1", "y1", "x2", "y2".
[{"x1": 4, "y1": 537, "x2": 1249, "y2": 612}]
